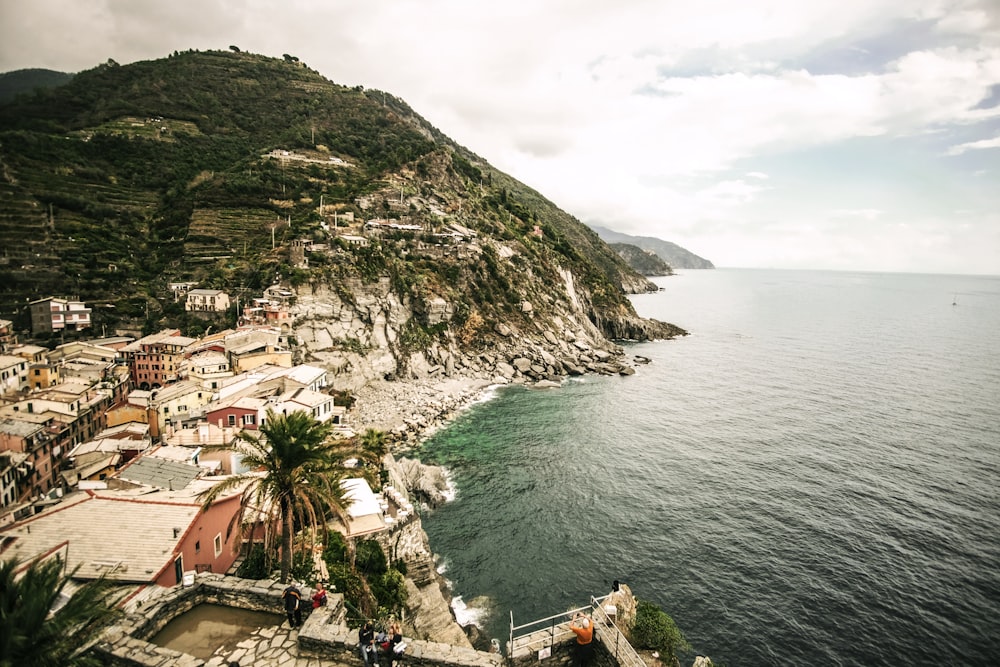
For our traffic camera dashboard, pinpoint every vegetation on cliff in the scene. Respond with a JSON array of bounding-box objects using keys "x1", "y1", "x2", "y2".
[
  {"x1": 0, "y1": 48, "x2": 681, "y2": 352},
  {"x1": 610, "y1": 242, "x2": 674, "y2": 276}
]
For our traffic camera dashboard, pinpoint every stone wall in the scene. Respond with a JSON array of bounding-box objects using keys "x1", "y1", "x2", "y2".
[
  {"x1": 94, "y1": 574, "x2": 310, "y2": 667},
  {"x1": 93, "y1": 574, "x2": 498, "y2": 667}
]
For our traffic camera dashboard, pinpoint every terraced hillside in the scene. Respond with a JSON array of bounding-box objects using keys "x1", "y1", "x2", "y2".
[{"x1": 0, "y1": 49, "x2": 661, "y2": 343}]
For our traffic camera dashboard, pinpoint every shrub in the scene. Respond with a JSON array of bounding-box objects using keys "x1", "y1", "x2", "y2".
[
  {"x1": 236, "y1": 544, "x2": 271, "y2": 579},
  {"x1": 631, "y1": 599, "x2": 691, "y2": 663}
]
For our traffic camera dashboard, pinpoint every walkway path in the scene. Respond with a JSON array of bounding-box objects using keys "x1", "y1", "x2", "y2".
[{"x1": 202, "y1": 621, "x2": 354, "y2": 667}]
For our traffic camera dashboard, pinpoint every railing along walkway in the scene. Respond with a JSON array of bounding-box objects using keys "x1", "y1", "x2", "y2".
[{"x1": 509, "y1": 595, "x2": 645, "y2": 667}]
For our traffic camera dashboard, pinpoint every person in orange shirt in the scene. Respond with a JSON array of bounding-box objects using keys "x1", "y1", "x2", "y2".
[{"x1": 569, "y1": 613, "x2": 594, "y2": 667}]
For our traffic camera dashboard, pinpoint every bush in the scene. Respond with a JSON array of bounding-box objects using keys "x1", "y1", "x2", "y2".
[
  {"x1": 323, "y1": 532, "x2": 348, "y2": 565},
  {"x1": 356, "y1": 538, "x2": 388, "y2": 577},
  {"x1": 631, "y1": 599, "x2": 691, "y2": 662},
  {"x1": 371, "y1": 568, "x2": 408, "y2": 615},
  {"x1": 291, "y1": 547, "x2": 315, "y2": 582},
  {"x1": 236, "y1": 544, "x2": 271, "y2": 579}
]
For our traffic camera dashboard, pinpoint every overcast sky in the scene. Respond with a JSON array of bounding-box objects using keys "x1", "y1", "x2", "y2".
[{"x1": 1, "y1": 0, "x2": 999, "y2": 274}]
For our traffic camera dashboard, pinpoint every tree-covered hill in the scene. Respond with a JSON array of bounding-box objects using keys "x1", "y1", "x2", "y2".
[
  {"x1": 592, "y1": 225, "x2": 715, "y2": 270},
  {"x1": 0, "y1": 49, "x2": 674, "y2": 345},
  {"x1": 610, "y1": 243, "x2": 674, "y2": 276},
  {"x1": 0, "y1": 69, "x2": 74, "y2": 104}
]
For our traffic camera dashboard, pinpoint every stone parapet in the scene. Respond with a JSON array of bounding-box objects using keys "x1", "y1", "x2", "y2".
[{"x1": 92, "y1": 573, "x2": 501, "y2": 667}]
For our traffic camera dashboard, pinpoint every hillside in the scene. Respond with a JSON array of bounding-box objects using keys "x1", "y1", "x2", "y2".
[
  {"x1": 610, "y1": 243, "x2": 673, "y2": 276},
  {"x1": 0, "y1": 68, "x2": 74, "y2": 104},
  {"x1": 0, "y1": 50, "x2": 684, "y2": 377},
  {"x1": 591, "y1": 225, "x2": 715, "y2": 270}
]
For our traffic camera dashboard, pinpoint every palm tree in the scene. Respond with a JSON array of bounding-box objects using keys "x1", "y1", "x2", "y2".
[
  {"x1": 0, "y1": 556, "x2": 119, "y2": 667},
  {"x1": 199, "y1": 408, "x2": 348, "y2": 583},
  {"x1": 351, "y1": 428, "x2": 389, "y2": 488}
]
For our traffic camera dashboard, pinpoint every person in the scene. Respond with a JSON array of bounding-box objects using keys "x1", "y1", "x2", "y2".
[
  {"x1": 569, "y1": 612, "x2": 594, "y2": 667},
  {"x1": 359, "y1": 621, "x2": 376, "y2": 666},
  {"x1": 386, "y1": 621, "x2": 405, "y2": 667},
  {"x1": 312, "y1": 581, "x2": 328, "y2": 608},
  {"x1": 282, "y1": 583, "x2": 302, "y2": 628}
]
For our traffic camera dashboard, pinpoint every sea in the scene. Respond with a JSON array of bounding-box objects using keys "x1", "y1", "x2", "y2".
[{"x1": 414, "y1": 269, "x2": 1000, "y2": 667}]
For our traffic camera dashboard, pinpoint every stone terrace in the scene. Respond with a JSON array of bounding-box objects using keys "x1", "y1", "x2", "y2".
[{"x1": 95, "y1": 573, "x2": 505, "y2": 667}]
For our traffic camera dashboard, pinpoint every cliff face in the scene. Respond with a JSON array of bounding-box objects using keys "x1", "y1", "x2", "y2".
[{"x1": 290, "y1": 267, "x2": 683, "y2": 395}]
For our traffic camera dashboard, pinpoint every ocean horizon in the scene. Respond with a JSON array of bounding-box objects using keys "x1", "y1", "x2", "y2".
[{"x1": 416, "y1": 268, "x2": 1000, "y2": 666}]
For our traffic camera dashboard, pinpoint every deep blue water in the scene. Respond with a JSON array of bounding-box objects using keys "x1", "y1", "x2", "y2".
[{"x1": 415, "y1": 269, "x2": 1000, "y2": 666}]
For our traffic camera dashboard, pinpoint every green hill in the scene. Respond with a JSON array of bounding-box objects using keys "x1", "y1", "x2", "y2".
[
  {"x1": 0, "y1": 69, "x2": 74, "y2": 104},
  {"x1": 591, "y1": 225, "x2": 714, "y2": 269},
  {"x1": 0, "y1": 49, "x2": 678, "y2": 344},
  {"x1": 610, "y1": 243, "x2": 674, "y2": 276}
]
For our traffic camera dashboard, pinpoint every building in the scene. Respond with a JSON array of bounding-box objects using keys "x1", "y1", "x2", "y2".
[
  {"x1": 274, "y1": 387, "x2": 344, "y2": 424},
  {"x1": 0, "y1": 319, "x2": 16, "y2": 353},
  {"x1": 0, "y1": 474, "x2": 246, "y2": 585},
  {"x1": 240, "y1": 298, "x2": 292, "y2": 331},
  {"x1": 0, "y1": 355, "x2": 28, "y2": 395},
  {"x1": 187, "y1": 350, "x2": 233, "y2": 390},
  {"x1": 121, "y1": 329, "x2": 196, "y2": 390},
  {"x1": 205, "y1": 396, "x2": 269, "y2": 431},
  {"x1": 164, "y1": 422, "x2": 244, "y2": 475},
  {"x1": 27, "y1": 361, "x2": 60, "y2": 391},
  {"x1": 0, "y1": 450, "x2": 28, "y2": 512},
  {"x1": 0, "y1": 418, "x2": 56, "y2": 502},
  {"x1": 29, "y1": 297, "x2": 92, "y2": 334},
  {"x1": 147, "y1": 380, "x2": 214, "y2": 436},
  {"x1": 336, "y1": 478, "x2": 389, "y2": 538},
  {"x1": 168, "y1": 282, "x2": 199, "y2": 301},
  {"x1": 185, "y1": 289, "x2": 231, "y2": 313}
]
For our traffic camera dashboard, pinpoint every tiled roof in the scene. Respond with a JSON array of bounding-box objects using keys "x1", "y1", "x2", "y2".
[
  {"x1": 0, "y1": 492, "x2": 199, "y2": 582},
  {"x1": 117, "y1": 456, "x2": 201, "y2": 490}
]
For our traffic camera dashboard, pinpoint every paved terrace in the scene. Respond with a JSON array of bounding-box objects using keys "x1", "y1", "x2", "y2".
[{"x1": 98, "y1": 573, "x2": 503, "y2": 667}]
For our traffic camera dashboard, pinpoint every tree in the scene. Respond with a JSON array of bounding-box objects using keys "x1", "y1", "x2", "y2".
[
  {"x1": 0, "y1": 556, "x2": 119, "y2": 667},
  {"x1": 631, "y1": 599, "x2": 691, "y2": 666},
  {"x1": 198, "y1": 409, "x2": 348, "y2": 583}
]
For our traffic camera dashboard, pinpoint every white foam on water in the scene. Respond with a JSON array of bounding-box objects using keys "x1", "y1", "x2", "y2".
[{"x1": 451, "y1": 595, "x2": 487, "y2": 627}]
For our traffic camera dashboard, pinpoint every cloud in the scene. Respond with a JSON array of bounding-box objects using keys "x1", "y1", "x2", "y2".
[
  {"x1": 0, "y1": 0, "x2": 998, "y2": 274},
  {"x1": 945, "y1": 134, "x2": 1000, "y2": 155},
  {"x1": 831, "y1": 208, "x2": 883, "y2": 221}
]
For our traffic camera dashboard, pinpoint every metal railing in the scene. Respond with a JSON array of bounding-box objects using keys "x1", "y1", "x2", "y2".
[{"x1": 508, "y1": 594, "x2": 645, "y2": 667}]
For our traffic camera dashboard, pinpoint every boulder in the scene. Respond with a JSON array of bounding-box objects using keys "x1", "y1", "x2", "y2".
[
  {"x1": 512, "y1": 357, "x2": 532, "y2": 373},
  {"x1": 532, "y1": 380, "x2": 561, "y2": 389}
]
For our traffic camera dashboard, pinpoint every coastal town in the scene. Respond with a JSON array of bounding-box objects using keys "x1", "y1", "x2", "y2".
[{"x1": 0, "y1": 291, "x2": 652, "y2": 667}]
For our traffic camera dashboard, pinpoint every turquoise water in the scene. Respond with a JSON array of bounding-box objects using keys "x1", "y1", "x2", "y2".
[{"x1": 416, "y1": 269, "x2": 1000, "y2": 666}]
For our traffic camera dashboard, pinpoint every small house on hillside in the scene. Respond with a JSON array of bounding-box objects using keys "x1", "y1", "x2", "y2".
[{"x1": 185, "y1": 289, "x2": 231, "y2": 313}]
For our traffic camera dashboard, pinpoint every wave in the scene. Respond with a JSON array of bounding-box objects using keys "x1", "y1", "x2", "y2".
[{"x1": 451, "y1": 595, "x2": 489, "y2": 628}]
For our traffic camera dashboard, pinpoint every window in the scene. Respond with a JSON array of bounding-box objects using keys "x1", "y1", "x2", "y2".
[
  {"x1": 214, "y1": 533, "x2": 223, "y2": 557},
  {"x1": 242, "y1": 414, "x2": 256, "y2": 426},
  {"x1": 195, "y1": 540, "x2": 201, "y2": 554},
  {"x1": 227, "y1": 414, "x2": 236, "y2": 426}
]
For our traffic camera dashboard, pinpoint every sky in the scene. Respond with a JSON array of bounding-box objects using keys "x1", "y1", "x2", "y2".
[{"x1": 1, "y1": 0, "x2": 999, "y2": 275}]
